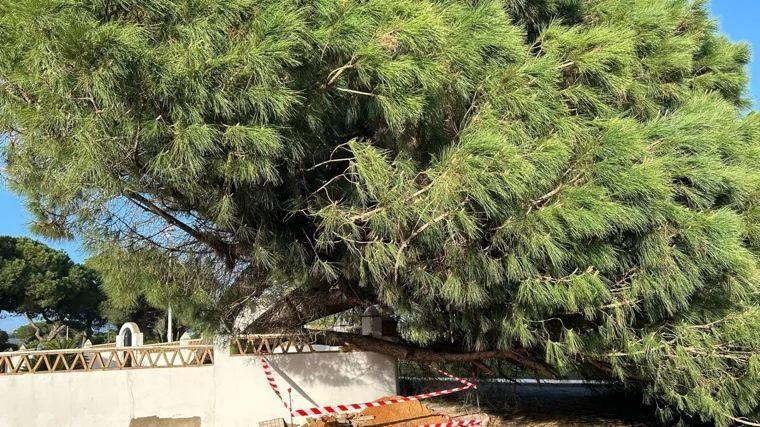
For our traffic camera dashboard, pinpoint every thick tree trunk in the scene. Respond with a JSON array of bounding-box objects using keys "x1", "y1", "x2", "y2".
[
  {"x1": 83, "y1": 320, "x2": 94, "y2": 340},
  {"x1": 23, "y1": 313, "x2": 46, "y2": 342},
  {"x1": 319, "y1": 331, "x2": 560, "y2": 378},
  {"x1": 243, "y1": 284, "x2": 562, "y2": 378},
  {"x1": 244, "y1": 280, "x2": 374, "y2": 333},
  {"x1": 46, "y1": 324, "x2": 64, "y2": 341},
  {"x1": 23, "y1": 313, "x2": 65, "y2": 342}
]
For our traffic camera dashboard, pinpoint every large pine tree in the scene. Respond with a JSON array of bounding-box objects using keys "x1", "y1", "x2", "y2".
[
  {"x1": 0, "y1": 236, "x2": 106, "y2": 340},
  {"x1": 1, "y1": 0, "x2": 758, "y2": 424}
]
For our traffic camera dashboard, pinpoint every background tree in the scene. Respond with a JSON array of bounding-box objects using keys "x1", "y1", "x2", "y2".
[
  {"x1": 0, "y1": 236, "x2": 106, "y2": 341},
  {"x1": 0, "y1": 328, "x2": 15, "y2": 351},
  {"x1": 12, "y1": 322, "x2": 57, "y2": 345},
  {"x1": 0, "y1": 0, "x2": 758, "y2": 425},
  {"x1": 88, "y1": 248, "x2": 213, "y2": 341}
]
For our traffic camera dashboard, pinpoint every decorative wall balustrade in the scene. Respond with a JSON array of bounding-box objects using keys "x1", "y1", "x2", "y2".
[
  {"x1": 0, "y1": 344, "x2": 214, "y2": 375},
  {"x1": 232, "y1": 332, "x2": 335, "y2": 356},
  {"x1": 88, "y1": 338, "x2": 204, "y2": 349},
  {"x1": 0, "y1": 333, "x2": 337, "y2": 375}
]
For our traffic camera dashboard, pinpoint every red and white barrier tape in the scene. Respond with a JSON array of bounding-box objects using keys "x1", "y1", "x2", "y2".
[
  {"x1": 417, "y1": 419, "x2": 482, "y2": 427},
  {"x1": 260, "y1": 357, "x2": 290, "y2": 412},
  {"x1": 260, "y1": 357, "x2": 479, "y2": 422}
]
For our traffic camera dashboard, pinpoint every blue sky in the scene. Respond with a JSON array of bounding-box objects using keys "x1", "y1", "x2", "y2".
[
  {"x1": 711, "y1": 0, "x2": 760, "y2": 104},
  {"x1": 0, "y1": 0, "x2": 759, "y2": 332}
]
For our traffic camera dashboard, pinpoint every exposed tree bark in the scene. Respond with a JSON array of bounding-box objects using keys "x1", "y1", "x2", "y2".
[
  {"x1": 23, "y1": 313, "x2": 65, "y2": 342},
  {"x1": 46, "y1": 325, "x2": 65, "y2": 341},
  {"x1": 319, "y1": 330, "x2": 560, "y2": 379},
  {"x1": 83, "y1": 319, "x2": 94, "y2": 340},
  {"x1": 23, "y1": 313, "x2": 44, "y2": 342},
  {"x1": 245, "y1": 280, "x2": 374, "y2": 333}
]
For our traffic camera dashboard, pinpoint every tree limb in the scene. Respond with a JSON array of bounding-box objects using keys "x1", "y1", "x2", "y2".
[
  {"x1": 730, "y1": 416, "x2": 760, "y2": 427},
  {"x1": 23, "y1": 313, "x2": 64, "y2": 342},
  {"x1": 125, "y1": 191, "x2": 240, "y2": 268},
  {"x1": 46, "y1": 324, "x2": 65, "y2": 341},
  {"x1": 319, "y1": 331, "x2": 560, "y2": 379},
  {"x1": 322, "y1": 57, "x2": 357, "y2": 89},
  {"x1": 23, "y1": 313, "x2": 44, "y2": 342},
  {"x1": 244, "y1": 279, "x2": 374, "y2": 333}
]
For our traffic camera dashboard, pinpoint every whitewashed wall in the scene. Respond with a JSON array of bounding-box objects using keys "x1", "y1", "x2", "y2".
[{"x1": 0, "y1": 346, "x2": 397, "y2": 427}]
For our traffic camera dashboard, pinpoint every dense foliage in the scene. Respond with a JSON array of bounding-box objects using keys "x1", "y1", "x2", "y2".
[
  {"x1": 0, "y1": 328, "x2": 13, "y2": 351},
  {"x1": 87, "y1": 247, "x2": 217, "y2": 332},
  {"x1": 0, "y1": 236, "x2": 106, "y2": 340},
  {"x1": 1, "y1": 0, "x2": 758, "y2": 424}
]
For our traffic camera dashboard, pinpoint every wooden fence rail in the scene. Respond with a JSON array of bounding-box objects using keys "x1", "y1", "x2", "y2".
[{"x1": 0, "y1": 344, "x2": 214, "y2": 375}]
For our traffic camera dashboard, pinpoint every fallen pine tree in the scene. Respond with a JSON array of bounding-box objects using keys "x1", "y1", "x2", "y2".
[{"x1": 1, "y1": 0, "x2": 758, "y2": 425}]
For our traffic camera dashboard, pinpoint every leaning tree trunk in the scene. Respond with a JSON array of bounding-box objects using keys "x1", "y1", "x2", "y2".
[
  {"x1": 244, "y1": 279, "x2": 375, "y2": 333},
  {"x1": 318, "y1": 330, "x2": 561, "y2": 378}
]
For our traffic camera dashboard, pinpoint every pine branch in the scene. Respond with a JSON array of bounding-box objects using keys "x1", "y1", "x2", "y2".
[
  {"x1": 349, "y1": 179, "x2": 437, "y2": 222},
  {"x1": 319, "y1": 331, "x2": 560, "y2": 379},
  {"x1": 729, "y1": 416, "x2": 760, "y2": 427},
  {"x1": 393, "y1": 202, "x2": 466, "y2": 279},
  {"x1": 125, "y1": 191, "x2": 240, "y2": 268},
  {"x1": 321, "y1": 56, "x2": 357, "y2": 89},
  {"x1": 529, "y1": 170, "x2": 584, "y2": 210},
  {"x1": 335, "y1": 87, "x2": 376, "y2": 97}
]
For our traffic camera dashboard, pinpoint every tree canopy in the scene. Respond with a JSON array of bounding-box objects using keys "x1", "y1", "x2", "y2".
[
  {"x1": 0, "y1": 236, "x2": 106, "y2": 340},
  {"x1": 0, "y1": 328, "x2": 12, "y2": 351},
  {"x1": 0, "y1": 0, "x2": 758, "y2": 424},
  {"x1": 87, "y1": 246, "x2": 216, "y2": 334}
]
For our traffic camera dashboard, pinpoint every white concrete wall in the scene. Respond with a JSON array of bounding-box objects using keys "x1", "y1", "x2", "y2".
[{"x1": 0, "y1": 347, "x2": 397, "y2": 427}]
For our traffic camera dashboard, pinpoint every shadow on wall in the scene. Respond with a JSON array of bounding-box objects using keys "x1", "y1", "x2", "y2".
[
  {"x1": 240, "y1": 352, "x2": 397, "y2": 405},
  {"x1": 270, "y1": 352, "x2": 393, "y2": 387}
]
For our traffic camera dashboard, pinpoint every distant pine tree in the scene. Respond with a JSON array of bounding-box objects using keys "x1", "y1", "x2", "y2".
[
  {"x1": 0, "y1": 236, "x2": 106, "y2": 341},
  {"x1": 0, "y1": 1, "x2": 758, "y2": 424}
]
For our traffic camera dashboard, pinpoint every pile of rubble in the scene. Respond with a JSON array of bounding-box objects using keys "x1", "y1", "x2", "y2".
[{"x1": 303, "y1": 397, "x2": 451, "y2": 427}]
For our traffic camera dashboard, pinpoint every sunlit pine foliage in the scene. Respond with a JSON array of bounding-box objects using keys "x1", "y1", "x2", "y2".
[{"x1": 0, "y1": 0, "x2": 759, "y2": 424}]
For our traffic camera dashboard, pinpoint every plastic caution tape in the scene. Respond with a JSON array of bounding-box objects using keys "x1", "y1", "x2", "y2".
[
  {"x1": 260, "y1": 357, "x2": 478, "y2": 418},
  {"x1": 260, "y1": 357, "x2": 289, "y2": 412},
  {"x1": 416, "y1": 419, "x2": 482, "y2": 427}
]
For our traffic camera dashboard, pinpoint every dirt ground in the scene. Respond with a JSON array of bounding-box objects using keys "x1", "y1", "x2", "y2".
[
  {"x1": 402, "y1": 381, "x2": 661, "y2": 427},
  {"x1": 303, "y1": 398, "x2": 450, "y2": 427},
  {"x1": 303, "y1": 389, "x2": 660, "y2": 427},
  {"x1": 302, "y1": 381, "x2": 666, "y2": 427},
  {"x1": 427, "y1": 395, "x2": 658, "y2": 427},
  {"x1": 360, "y1": 399, "x2": 449, "y2": 427}
]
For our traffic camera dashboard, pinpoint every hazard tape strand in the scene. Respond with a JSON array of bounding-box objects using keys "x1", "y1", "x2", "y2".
[
  {"x1": 260, "y1": 358, "x2": 291, "y2": 413},
  {"x1": 260, "y1": 356, "x2": 482, "y2": 427},
  {"x1": 417, "y1": 419, "x2": 482, "y2": 427}
]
